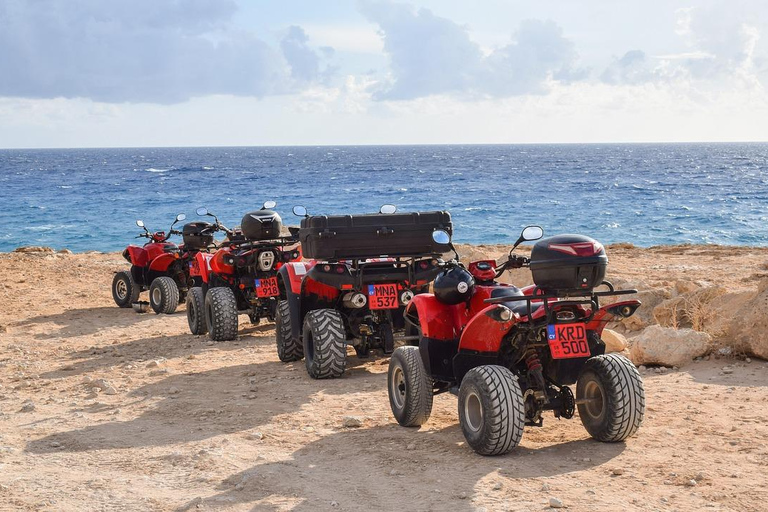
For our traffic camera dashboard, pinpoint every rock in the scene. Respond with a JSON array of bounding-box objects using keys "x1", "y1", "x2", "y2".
[
  {"x1": 492, "y1": 482, "x2": 503, "y2": 490},
  {"x1": 168, "y1": 387, "x2": 180, "y2": 395},
  {"x1": 728, "y1": 279, "x2": 768, "y2": 359},
  {"x1": 611, "y1": 468, "x2": 624, "y2": 476},
  {"x1": 57, "y1": 248, "x2": 73, "y2": 254},
  {"x1": 686, "y1": 479, "x2": 697, "y2": 487},
  {"x1": 146, "y1": 359, "x2": 165, "y2": 368},
  {"x1": 19, "y1": 401, "x2": 35, "y2": 413},
  {"x1": 602, "y1": 329, "x2": 628, "y2": 354},
  {"x1": 103, "y1": 386, "x2": 117, "y2": 395},
  {"x1": 549, "y1": 497, "x2": 564, "y2": 508},
  {"x1": 330, "y1": 501, "x2": 339, "y2": 507},
  {"x1": 342, "y1": 416, "x2": 363, "y2": 428},
  {"x1": 406, "y1": 442, "x2": 416, "y2": 450},
  {"x1": 629, "y1": 325, "x2": 711, "y2": 367},
  {"x1": 246, "y1": 432, "x2": 263, "y2": 441},
  {"x1": 91, "y1": 379, "x2": 112, "y2": 391},
  {"x1": 14, "y1": 246, "x2": 54, "y2": 253},
  {"x1": 541, "y1": 483, "x2": 550, "y2": 491}
]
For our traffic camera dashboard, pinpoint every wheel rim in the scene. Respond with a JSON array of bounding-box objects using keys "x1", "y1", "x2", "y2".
[
  {"x1": 390, "y1": 365, "x2": 406, "y2": 410},
  {"x1": 464, "y1": 390, "x2": 484, "y2": 433},
  {"x1": 152, "y1": 287, "x2": 162, "y2": 306},
  {"x1": 582, "y1": 379, "x2": 605, "y2": 421},
  {"x1": 116, "y1": 279, "x2": 128, "y2": 300}
]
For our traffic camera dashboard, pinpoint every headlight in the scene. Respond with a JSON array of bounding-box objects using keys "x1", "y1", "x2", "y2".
[{"x1": 258, "y1": 251, "x2": 275, "y2": 271}]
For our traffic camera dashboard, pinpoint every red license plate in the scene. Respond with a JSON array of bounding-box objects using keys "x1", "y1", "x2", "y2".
[
  {"x1": 255, "y1": 277, "x2": 279, "y2": 298},
  {"x1": 368, "y1": 284, "x2": 399, "y2": 309},
  {"x1": 547, "y1": 323, "x2": 590, "y2": 359}
]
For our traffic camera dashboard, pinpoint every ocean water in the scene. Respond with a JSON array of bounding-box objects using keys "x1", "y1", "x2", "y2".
[{"x1": 1, "y1": 143, "x2": 767, "y2": 253}]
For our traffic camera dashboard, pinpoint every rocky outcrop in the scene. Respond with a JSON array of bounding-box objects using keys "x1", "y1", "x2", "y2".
[
  {"x1": 629, "y1": 325, "x2": 711, "y2": 367},
  {"x1": 729, "y1": 279, "x2": 768, "y2": 359},
  {"x1": 601, "y1": 329, "x2": 629, "y2": 357},
  {"x1": 14, "y1": 246, "x2": 54, "y2": 253}
]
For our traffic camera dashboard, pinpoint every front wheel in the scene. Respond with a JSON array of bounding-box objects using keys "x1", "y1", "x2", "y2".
[
  {"x1": 388, "y1": 346, "x2": 433, "y2": 427},
  {"x1": 458, "y1": 365, "x2": 525, "y2": 456},
  {"x1": 276, "y1": 300, "x2": 303, "y2": 362},
  {"x1": 149, "y1": 276, "x2": 179, "y2": 314},
  {"x1": 577, "y1": 353, "x2": 645, "y2": 442},
  {"x1": 303, "y1": 309, "x2": 346, "y2": 379},
  {"x1": 112, "y1": 271, "x2": 140, "y2": 308},
  {"x1": 205, "y1": 287, "x2": 238, "y2": 341},
  {"x1": 186, "y1": 286, "x2": 207, "y2": 335}
]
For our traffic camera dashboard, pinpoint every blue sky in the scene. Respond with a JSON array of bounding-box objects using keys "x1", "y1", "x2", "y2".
[{"x1": 0, "y1": 0, "x2": 766, "y2": 147}]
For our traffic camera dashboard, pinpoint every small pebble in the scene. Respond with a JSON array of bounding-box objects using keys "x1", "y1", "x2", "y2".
[{"x1": 549, "y1": 497, "x2": 564, "y2": 509}]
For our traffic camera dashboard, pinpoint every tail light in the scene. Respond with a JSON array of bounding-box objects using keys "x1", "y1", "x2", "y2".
[{"x1": 548, "y1": 242, "x2": 603, "y2": 257}]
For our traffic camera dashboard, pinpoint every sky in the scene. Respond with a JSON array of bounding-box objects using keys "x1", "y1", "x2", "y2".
[{"x1": 0, "y1": 0, "x2": 767, "y2": 148}]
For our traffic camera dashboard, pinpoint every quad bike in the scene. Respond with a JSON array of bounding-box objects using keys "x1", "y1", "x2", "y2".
[
  {"x1": 112, "y1": 213, "x2": 201, "y2": 314},
  {"x1": 186, "y1": 203, "x2": 301, "y2": 341},
  {"x1": 275, "y1": 205, "x2": 452, "y2": 379},
  {"x1": 388, "y1": 226, "x2": 645, "y2": 455}
]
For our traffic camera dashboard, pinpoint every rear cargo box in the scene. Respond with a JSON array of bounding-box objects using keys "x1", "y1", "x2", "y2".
[
  {"x1": 182, "y1": 221, "x2": 214, "y2": 249},
  {"x1": 299, "y1": 211, "x2": 452, "y2": 260},
  {"x1": 529, "y1": 234, "x2": 607, "y2": 293}
]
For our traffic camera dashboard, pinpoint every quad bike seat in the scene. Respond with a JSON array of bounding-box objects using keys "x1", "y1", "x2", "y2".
[{"x1": 490, "y1": 287, "x2": 542, "y2": 317}]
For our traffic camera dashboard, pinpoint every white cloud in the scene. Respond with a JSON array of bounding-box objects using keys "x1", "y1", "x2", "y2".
[
  {"x1": 359, "y1": 1, "x2": 584, "y2": 100},
  {"x1": 0, "y1": 0, "x2": 333, "y2": 104}
]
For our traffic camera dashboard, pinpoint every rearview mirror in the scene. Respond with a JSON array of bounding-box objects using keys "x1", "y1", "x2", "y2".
[
  {"x1": 432, "y1": 229, "x2": 450, "y2": 244},
  {"x1": 263, "y1": 200, "x2": 277, "y2": 210},
  {"x1": 136, "y1": 220, "x2": 145, "y2": 228},
  {"x1": 380, "y1": 204, "x2": 397, "y2": 214},
  {"x1": 196, "y1": 207, "x2": 208, "y2": 216},
  {"x1": 521, "y1": 225, "x2": 543, "y2": 241},
  {"x1": 176, "y1": 213, "x2": 186, "y2": 222},
  {"x1": 293, "y1": 205, "x2": 308, "y2": 217}
]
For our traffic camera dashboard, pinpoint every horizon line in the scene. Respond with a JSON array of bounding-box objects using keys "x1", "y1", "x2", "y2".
[{"x1": 1, "y1": 140, "x2": 768, "y2": 151}]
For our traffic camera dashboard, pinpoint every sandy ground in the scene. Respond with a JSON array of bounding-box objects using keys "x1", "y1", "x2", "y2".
[{"x1": 0, "y1": 246, "x2": 767, "y2": 511}]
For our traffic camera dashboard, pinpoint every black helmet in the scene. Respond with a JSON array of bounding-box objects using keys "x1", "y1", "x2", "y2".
[{"x1": 433, "y1": 266, "x2": 475, "y2": 305}]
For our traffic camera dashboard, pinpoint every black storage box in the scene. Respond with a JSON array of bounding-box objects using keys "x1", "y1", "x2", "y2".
[
  {"x1": 529, "y1": 234, "x2": 607, "y2": 293},
  {"x1": 241, "y1": 210, "x2": 283, "y2": 241},
  {"x1": 182, "y1": 221, "x2": 214, "y2": 249},
  {"x1": 299, "y1": 211, "x2": 452, "y2": 260}
]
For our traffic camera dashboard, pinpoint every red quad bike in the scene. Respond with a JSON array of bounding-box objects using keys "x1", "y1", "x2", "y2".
[
  {"x1": 388, "y1": 226, "x2": 646, "y2": 455},
  {"x1": 112, "y1": 213, "x2": 205, "y2": 314},
  {"x1": 186, "y1": 203, "x2": 302, "y2": 341},
  {"x1": 275, "y1": 205, "x2": 453, "y2": 379}
]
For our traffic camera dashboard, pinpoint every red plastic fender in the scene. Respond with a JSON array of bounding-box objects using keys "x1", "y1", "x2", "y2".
[
  {"x1": 406, "y1": 294, "x2": 466, "y2": 341},
  {"x1": 149, "y1": 252, "x2": 179, "y2": 272},
  {"x1": 458, "y1": 305, "x2": 518, "y2": 353},
  {"x1": 125, "y1": 245, "x2": 148, "y2": 267},
  {"x1": 282, "y1": 261, "x2": 316, "y2": 294},
  {"x1": 192, "y1": 252, "x2": 213, "y2": 282},
  {"x1": 585, "y1": 299, "x2": 642, "y2": 335},
  {"x1": 210, "y1": 248, "x2": 235, "y2": 276}
]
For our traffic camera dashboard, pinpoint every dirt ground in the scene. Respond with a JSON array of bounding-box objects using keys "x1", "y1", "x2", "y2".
[{"x1": 0, "y1": 246, "x2": 767, "y2": 511}]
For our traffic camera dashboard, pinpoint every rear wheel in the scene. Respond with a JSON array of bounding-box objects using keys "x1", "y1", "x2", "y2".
[
  {"x1": 388, "y1": 346, "x2": 433, "y2": 427},
  {"x1": 577, "y1": 353, "x2": 645, "y2": 442},
  {"x1": 149, "y1": 276, "x2": 179, "y2": 314},
  {"x1": 112, "y1": 271, "x2": 140, "y2": 308},
  {"x1": 276, "y1": 300, "x2": 303, "y2": 362},
  {"x1": 302, "y1": 309, "x2": 346, "y2": 379},
  {"x1": 458, "y1": 365, "x2": 525, "y2": 456},
  {"x1": 205, "y1": 287, "x2": 238, "y2": 341},
  {"x1": 186, "y1": 287, "x2": 207, "y2": 335}
]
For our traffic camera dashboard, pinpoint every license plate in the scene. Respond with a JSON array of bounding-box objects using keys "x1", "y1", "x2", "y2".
[
  {"x1": 368, "y1": 284, "x2": 399, "y2": 309},
  {"x1": 547, "y1": 323, "x2": 590, "y2": 359},
  {"x1": 254, "y1": 277, "x2": 279, "y2": 298}
]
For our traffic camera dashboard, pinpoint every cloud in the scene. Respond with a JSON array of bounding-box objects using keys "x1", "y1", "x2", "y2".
[
  {"x1": 359, "y1": 1, "x2": 583, "y2": 100},
  {"x1": 601, "y1": 4, "x2": 767, "y2": 89},
  {"x1": 0, "y1": 0, "x2": 332, "y2": 104}
]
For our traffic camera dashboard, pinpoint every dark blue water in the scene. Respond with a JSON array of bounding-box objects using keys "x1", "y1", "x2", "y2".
[{"x1": 1, "y1": 143, "x2": 767, "y2": 252}]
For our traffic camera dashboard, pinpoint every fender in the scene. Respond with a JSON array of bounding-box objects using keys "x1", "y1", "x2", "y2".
[
  {"x1": 457, "y1": 304, "x2": 518, "y2": 353},
  {"x1": 277, "y1": 261, "x2": 315, "y2": 343},
  {"x1": 149, "y1": 252, "x2": 179, "y2": 272},
  {"x1": 406, "y1": 294, "x2": 466, "y2": 342},
  {"x1": 210, "y1": 248, "x2": 235, "y2": 276},
  {"x1": 585, "y1": 299, "x2": 642, "y2": 335},
  {"x1": 192, "y1": 252, "x2": 213, "y2": 283},
  {"x1": 125, "y1": 245, "x2": 148, "y2": 267}
]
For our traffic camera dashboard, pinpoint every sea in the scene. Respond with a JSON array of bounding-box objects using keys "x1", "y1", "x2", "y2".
[{"x1": 1, "y1": 143, "x2": 767, "y2": 253}]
